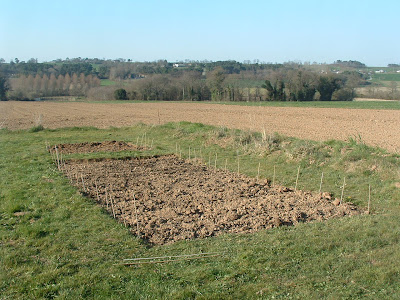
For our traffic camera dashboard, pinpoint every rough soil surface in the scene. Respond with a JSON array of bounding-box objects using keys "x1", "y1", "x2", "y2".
[
  {"x1": 1, "y1": 101, "x2": 400, "y2": 153},
  {"x1": 53, "y1": 141, "x2": 147, "y2": 154},
  {"x1": 62, "y1": 155, "x2": 361, "y2": 245}
]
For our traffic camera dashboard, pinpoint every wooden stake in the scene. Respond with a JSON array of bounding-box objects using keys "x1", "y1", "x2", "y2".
[
  {"x1": 158, "y1": 109, "x2": 161, "y2": 125},
  {"x1": 110, "y1": 192, "x2": 116, "y2": 218},
  {"x1": 105, "y1": 188, "x2": 109, "y2": 209},
  {"x1": 80, "y1": 174, "x2": 87, "y2": 193},
  {"x1": 60, "y1": 153, "x2": 63, "y2": 170},
  {"x1": 55, "y1": 146, "x2": 60, "y2": 170},
  {"x1": 367, "y1": 184, "x2": 371, "y2": 214},
  {"x1": 257, "y1": 162, "x2": 261, "y2": 182},
  {"x1": 50, "y1": 148, "x2": 56, "y2": 165},
  {"x1": 122, "y1": 252, "x2": 221, "y2": 265},
  {"x1": 224, "y1": 158, "x2": 228, "y2": 171},
  {"x1": 214, "y1": 153, "x2": 217, "y2": 169},
  {"x1": 237, "y1": 156, "x2": 240, "y2": 174},
  {"x1": 189, "y1": 146, "x2": 191, "y2": 160},
  {"x1": 340, "y1": 177, "x2": 346, "y2": 204},
  {"x1": 273, "y1": 165, "x2": 276, "y2": 186},
  {"x1": 175, "y1": 143, "x2": 178, "y2": 155},
  {"x1": 319, "y1": 172, "x2": 324, "y2": 193},
  {"x1": 208, "y1": 154, "x2": 211, "y2": 166},
  {"x1": 94, "y1": 180, "x2": 100, "y2": 202},
  {"x1": 295, "y1": 166, "x2": 300, "y2": 191},
  {"x1": 133, "y1": 192, "x2": 140, "y2": 237},
  {"x1": 140, "y1": 133, "x2": 144, "y2": 147},
  {"x1": 122, "y1": 253, "x2": 221, "y2": 266}
]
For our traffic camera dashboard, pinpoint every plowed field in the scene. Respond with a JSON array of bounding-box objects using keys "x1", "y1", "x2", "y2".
[{"x1": 2, "y1": 101, "x2": 399, "y2": 152}]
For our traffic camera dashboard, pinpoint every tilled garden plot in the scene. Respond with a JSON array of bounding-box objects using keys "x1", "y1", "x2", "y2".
[{"x1": 62, "y1": 155, "x2": 361, "y2": 245}]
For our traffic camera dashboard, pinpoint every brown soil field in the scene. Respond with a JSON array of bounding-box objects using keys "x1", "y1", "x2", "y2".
[
  {"x1": 61, "y1": 152, "x2": 360, "y2": 245},
  {"x1": 2, "y1": 101, "x2": 400, "y2": 153}
]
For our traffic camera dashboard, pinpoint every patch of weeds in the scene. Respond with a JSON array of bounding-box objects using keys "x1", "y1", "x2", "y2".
[
  {"x1": 265, "y1": 132, "x2": 282, "y2": 153},
  {"x1": 29, "y1": 125, "x2": 45, "y2": 132},
  {"x1": 285, "y1": 140, "x2": 318, "y2": 161},
  {"x1": 216, "y1": 126, "x2": 228, "y2": 138},
  {"x1": 234, "y1": 131, "x2": 261, "y2": 146}
]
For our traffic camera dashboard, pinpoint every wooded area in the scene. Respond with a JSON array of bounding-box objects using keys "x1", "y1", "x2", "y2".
[{"x1": 0, "y1": 58, "x2": 399, "y2": 101}]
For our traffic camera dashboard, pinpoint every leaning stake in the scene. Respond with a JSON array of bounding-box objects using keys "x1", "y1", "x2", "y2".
[
  {"x1": 319, "y1": 172, "x2": 324, "y2": 193},
  {"x1": 80, "y1": 174, "x2": 87, "y2": 193},
  {"x1": 340, "y1": 177, "x2": 346, "y2": 204},
  {"x1": 295, "y1": 166, "x2": 300, "y2": 191}
]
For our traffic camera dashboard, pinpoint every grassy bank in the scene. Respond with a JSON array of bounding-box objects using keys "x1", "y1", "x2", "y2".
[{"x1": 1, "y1": 123, "x2": 399, "y2": 299}]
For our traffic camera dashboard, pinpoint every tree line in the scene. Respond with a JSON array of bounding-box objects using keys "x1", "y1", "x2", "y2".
[
  {"x1": 8, "y1": 73, "x2": 100, "y2": 100},
  {"x1": 110, "y1": 68, "x2": 361, "y2": 102},
  {"x1": 0, "y1": 58, "x2": 370, "y2": 101}
]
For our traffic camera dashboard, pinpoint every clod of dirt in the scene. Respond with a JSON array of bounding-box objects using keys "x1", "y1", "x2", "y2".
[
  {"x1": 51, "y1": 141, "x2": 148, "y2": 154},
  {"x1": 62, "y1": 155, "x2": 361, "y2": 245}
]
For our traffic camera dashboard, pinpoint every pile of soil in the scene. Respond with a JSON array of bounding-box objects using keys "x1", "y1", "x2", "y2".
[
  {"x1": 52, "y1": 141, "x2": 147, "y2": 154},
  {"x1": 62, "y1": 155, "x2": 361, "y2": 245}
]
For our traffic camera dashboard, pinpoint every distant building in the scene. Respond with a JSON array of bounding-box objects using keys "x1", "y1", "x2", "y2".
[{"x1": 173, "y1": 63, "x2": 186, "y2": 68}]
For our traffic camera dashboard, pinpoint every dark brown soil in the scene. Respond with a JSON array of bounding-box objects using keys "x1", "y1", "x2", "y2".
[
  {"x1": 62, "y1": 155, "x2": 361, "y2": 245},
  {"x1": 53, "y1": 141, "x2": 147, "y2": 154}
]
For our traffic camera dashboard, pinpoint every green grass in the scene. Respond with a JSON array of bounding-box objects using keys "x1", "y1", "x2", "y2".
[
  {"x1": 371, "y1": 73, "x2": 400, "y2": 82},
  {"x1": 1, "y1": 123, "x2": 400, "y2": 299},
  {"x1": 100, "y1": 79, "x2": 119, "y2": 86},
  {"x1": 81, "y1": 99, "x2": 400, "y2": 110},
  {"x1": 224, "y1": 78, "x2": 266, "y2": 88},
  {"x1": 213, "y1": 100, "x2": 400, "y2": 110}
]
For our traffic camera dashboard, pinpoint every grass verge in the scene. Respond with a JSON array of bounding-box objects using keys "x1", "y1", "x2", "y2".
[{"x1": 1, "y1": 122, "x2": 399, "y2": 299}]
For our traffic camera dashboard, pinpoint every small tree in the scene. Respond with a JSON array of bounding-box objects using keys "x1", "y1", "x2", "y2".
[
  {"x1": 0, "y1": 73, "x2": 10, "y2": 101},
  {"x1": 114, "y1": 88, "x2": 128, "y2": 100},
  {"x1": 317, "y1": 75, "x2": 342, "y2": 101},
  {"x1": 262, "y1": 79, "x2": 286, "y2": 101}
]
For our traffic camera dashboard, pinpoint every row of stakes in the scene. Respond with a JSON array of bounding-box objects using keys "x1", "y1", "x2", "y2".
[
  {"x1": 46, "y1": 140, "x2": 372, "y2": 229},
  {"x1": 46, "y1": 140, "x2": 372, "y2": 264},
  {"x1": 176, "y1": 144, "x2": 372, "y2": 214}
]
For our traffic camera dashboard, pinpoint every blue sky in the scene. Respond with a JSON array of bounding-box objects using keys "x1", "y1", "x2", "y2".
[{"x1": 1, "y1": 0, "x2": 399, "y2": 66}]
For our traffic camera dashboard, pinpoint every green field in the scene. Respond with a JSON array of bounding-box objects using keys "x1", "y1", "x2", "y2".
[
  {"x1": 100, "y1": 79, "x2": 119, "y2": 86},
  {"x1": 1, "y1": 123, "x2": 400, "y2": 298},
  {"x1": 214, "y1": 100, "x2": 400, "y2": 110},
  {"x1": 372, "y1": 73, "x2": 400, "y2": 82},
  {"x1": 87, "y1": 99, "x2": 400, "y2": 110}
]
